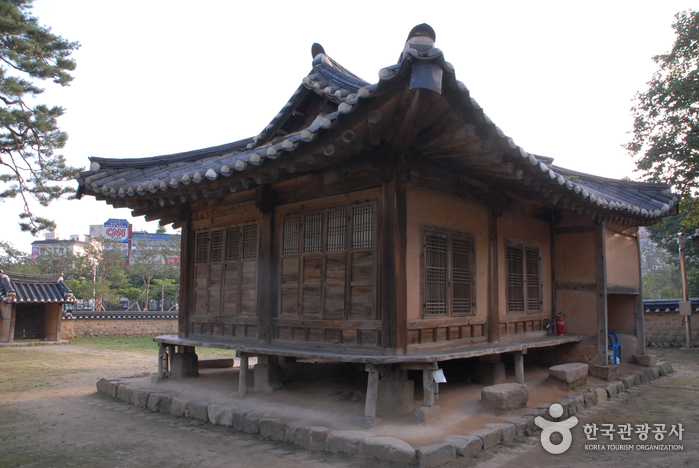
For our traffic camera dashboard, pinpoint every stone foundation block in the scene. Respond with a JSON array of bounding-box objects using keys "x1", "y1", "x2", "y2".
[
  {"x1": 486, "y1": 423, "x2": 516, "y2": 444},
  {"x1": 633, "y1": 354, "x2": 657, "y2": 367},
  {"x1": 604, "y1": 383, "x2": 618, "y2": 399},
  {"x1": 549, "y1": 363, "x2": 589, "y2": 385},
  {"x1": 583, "y1": 391, "x2": 598, "y2": 408},
  {"x1": 232, "y1": 409, "x2": 250, "y2": 431},
  {"x1": 170, "y1": 397, "x2": 187, "y2": 417},
  {"x1": 284, "y1": 422, "x2": 305, "y2": 446},
  {"x1": 471, "y1": 426, "x2": 502, "y2": 450},
  {"x1": 116, "y1": 385, "x2": 133, "y2": 404},
  {"x1": 650, "y1": 367, "x2": 660, "y2": 379},
  {"x1": 326, "y1": 430, "x2": 367, "y2": 455},
  {"x1": 416, "y1": 443, "x2": 456, "y2": 468},
  {"x1": 96, "y1": 377, "x2": 119, "y2": 394},
  {"x1": 360, "y1": 436, "x2": 416, "y2": 465},
  {"x1": 594, "y1": 388, "x2": 607, "y2": 403},
  {"x1": 481, "y1": 383, "x2": 528, "y2": 412},
  {"x1": 590, "y1": 365, "x2": 618, "y2": 380},
  {"x1": 612, "y1": 380, "x2": 625, "y2": 394},
  {"x1": 260, "y1": 418, "x2": 287, "y2": 442},
  {"x1": 170, "y1": 352, "x2": 199, "y2": 378},
  {"x1": 350, "y1": 415, "x2": 381, "y2": 429},
  {"x1": 208, "y1": 405, "x2": 234, "y2": 426},
  {"x1": 131, "y1": 389, "x2": 150, "y2": 408},
  {"x1": 444, "y1": 435, "x2": 482, "y2": 456},
  {"x1": 105, "y1": 381, "x2": 121, "y2": 397},
  {"x1": 146, "y1": 393, "x2": 171, "y2": 413},
  {"x1": 620, "y1": 375, "x2": 635, "y2": 390},
  {"x1": 185, "y1": 400, "x2": 210, "y2": 421},
  {"x1": 304, "y1": 426, "x2": 330, "y2": 452},
  {"x1": 253, "y1": 361, "x2": 284, "y2": 393},
  {"x1": 412, "y1": 405, "x2": 442, "y2": 423},
  {"x1": 242, "y1": 412, "x2": 263, "y2": 434},
  {"x1": 657, "y1": 361, "x2": 673, "y2": 375},
  {"x1": 504, "y1": 416, "x2": 536, "y2": 437}
]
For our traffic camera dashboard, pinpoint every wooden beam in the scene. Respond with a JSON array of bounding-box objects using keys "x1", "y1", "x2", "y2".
[
  {"x1": 422, "y1": 368, "x2": 435, "y2": 407},
  {"x1": 595, "y1": 221, "x2": 608, "y2": 365},
  {"x1": 238, "y1": 353, "x2": 249, "y2": 396},
  {"x1": 365, "y1": 363, "x2": 380, "y2": 417},
  {"x1": 514, "y1": 351, "x2": 524, "y2": 384},
  {"x1": 255, "y1": 186, "x2": 276, "y2": 344}
]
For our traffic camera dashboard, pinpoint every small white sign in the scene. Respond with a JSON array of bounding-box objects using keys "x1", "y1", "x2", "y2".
[
  {"x1": 679, "y1": 301, "x2": 692, "y2": 316},
  {"x1": 433, "y1": 368, "x2": 447, "y2": 383}
]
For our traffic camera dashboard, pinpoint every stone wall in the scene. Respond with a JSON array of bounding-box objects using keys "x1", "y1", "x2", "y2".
[
  {"x1": 644, "y1": 312, "x2": 696, "y2": 346},
  {"x1": 61, "y1": 318, "x2": 177, "y2": 339}
]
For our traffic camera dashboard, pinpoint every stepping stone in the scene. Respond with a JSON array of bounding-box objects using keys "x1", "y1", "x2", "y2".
[
  {"x1": 481, "y1": 383, "x2": 528, "y2": 412},
  {"x1": 549, "y1": 363, "x2": 588, "y2": 384}
]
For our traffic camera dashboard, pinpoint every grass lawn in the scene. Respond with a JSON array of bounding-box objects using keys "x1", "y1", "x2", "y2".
[{"x1": 68, "y1": 336, "x2": 238, "y2": 358}]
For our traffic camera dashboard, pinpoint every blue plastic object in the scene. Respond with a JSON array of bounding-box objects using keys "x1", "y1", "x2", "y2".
[{"x1": 608, "y1": 332, "x2": 621, "y2": 365}]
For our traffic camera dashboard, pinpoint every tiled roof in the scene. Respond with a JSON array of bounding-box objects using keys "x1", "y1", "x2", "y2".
[
  {"x1": 76, "y1": 24, "x2": 678, "y2": 226},
  {"x1": 0, "y1": 271, "x2": 75, "y2": 304}
]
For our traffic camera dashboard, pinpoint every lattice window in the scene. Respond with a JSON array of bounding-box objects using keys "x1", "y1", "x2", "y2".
[
  {"x1": 282, "y1": 216, "x2": 300, "y2": 256},
  {"x1": 226, "y1": 227, "x2": 240, "y2": 261},
  {"x1": 425, "y1": 234, "x2": 447, "y2": 315},
  {"x1": 304, "y1": 213, "x2": 323, "y2": 253},
  {"x1": 352, "y1": 205, "x2": 374, "y2": 249},
  {"x1": 526, "y1": 247, "x2": 541, "y2": 312},
  {"x1": 327, "y1": 209, "x2": 347, "y2": 251},
  {"x1": 422, "y1": 228, "x2": 475, "y2": 318},
  {"x1": 196, "y1": 232, "x2": 210, "y2": 264},
  {"x1": 242, "y1": 224, "x2": 258, "y2": 259},
  {"x1": 452, "y1": 238, "x2": 472, "y2": 315},
  {"x1": 210, "y1": 230, "x2": 224, "y2": 263},
  {"x1": 507, "y1": 243, "x2": 541, "y2": 314}
]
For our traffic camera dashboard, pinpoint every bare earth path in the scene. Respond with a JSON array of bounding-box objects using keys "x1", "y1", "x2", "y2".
[{"x1": 1, "y1": 343, "x2": 697, "y2": 467}]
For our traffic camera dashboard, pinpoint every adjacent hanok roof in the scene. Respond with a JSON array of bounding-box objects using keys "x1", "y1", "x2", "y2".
[
  {"x1": 0, "y1": 271, "x2": 75, "y2": 304},
  {"x1": 76, "y1": 24, "x2": 678, "y2": 226}
]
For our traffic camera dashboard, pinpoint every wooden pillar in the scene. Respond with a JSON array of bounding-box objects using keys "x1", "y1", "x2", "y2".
[
  {"x1": 488, "y1": 202, "x2": 503, "y2": 343},
  {"x1": 238, "y1": 353, "x2": 249, "y2": 396},
  {"x1": 380, "y1": 161, "x2": 408, "y2": 354},
  {"x1": 635, "y1": 231, "x2": 646, "y2": 355},
  {"x1": 157, "y1": 342, "x2": 166, "y2": 378},
  {"x1": 514, "y1": 350, "x2": 525, "y2": 384},
  {"x1": 178, "y1": 209, "x2": 193, "y2": 337},
  {"x1": 365, "y1": 363, "x2": 380, "y2": 417},
  {"x1": 255, "y1": 186, "x2": 277, "y2": 344},
  {"x1": 595, "y1": 221, "x2": 608, "y2": 365},
  {"x1": 422, "y1": 368, "x2": 435, "y2": 407}
]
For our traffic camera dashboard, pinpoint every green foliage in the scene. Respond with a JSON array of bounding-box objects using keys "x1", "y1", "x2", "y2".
[
  {"x1": 628, "y1": 10, "x2": 699, "y2": 223},
  {"x1": 644, "y1": 210, "x2": 699, "y2": 298},
  {"x1": 0, "y1": 0, "x2": 81, "y2": 234}
]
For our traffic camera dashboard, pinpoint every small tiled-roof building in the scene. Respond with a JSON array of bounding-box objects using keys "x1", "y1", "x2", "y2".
[
  {"x1": 75, "y1": 24, "x2": 677, "y2": 416},
  {"x1": 0, "y1": 271, "x2": 75, "y2": 343}
]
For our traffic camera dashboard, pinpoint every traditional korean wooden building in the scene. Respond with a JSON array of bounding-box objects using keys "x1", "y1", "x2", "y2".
[
  {"x1": 0, "y1": 271, "x2": 75, "y2": 343},
  {"x1": 76, "y1": 24, "x2": 677, "y2": 416}
]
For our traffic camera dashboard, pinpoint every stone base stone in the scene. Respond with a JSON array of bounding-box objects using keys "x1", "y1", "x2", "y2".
[
  {"x1": 549, "y1": 363, "x2": 588, "y2": 387},
  {"x1": 412, "y1": 405, "x2": 442, "y2": 423},
  {"x1": 350, "y1": 415, "x2": 381, "y2": 429},
  {"x1": 476, "y1": 361, "x2": 506, "y2": 385},
  {"x1": 254, "y1": 360, "x2": 284, "y2": 393},
  {"x1": 633, "y1": 354, "x2": 657, "y2": 367},
  {"x1": 590, "y1": 364, "x2": 619, "y2": 381},
  {"x1": 377, "y1": 370, "x2": 414, "y2": 416},
  {"x1": 170, "y1": 352, "x2": 199, "y2": 378},
  {"x1": 481, "y1": 383, "x2": 529, "y2": 412}
]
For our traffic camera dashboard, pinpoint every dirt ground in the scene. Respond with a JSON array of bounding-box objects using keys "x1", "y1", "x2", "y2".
[{"x1": 0, "y1": 343, "x2": 697, "y2": 467}]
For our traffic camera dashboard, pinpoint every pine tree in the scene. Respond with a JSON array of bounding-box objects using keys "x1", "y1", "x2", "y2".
[{"x1": 0, "y1": 0, "x2": 80, "y2": 234}]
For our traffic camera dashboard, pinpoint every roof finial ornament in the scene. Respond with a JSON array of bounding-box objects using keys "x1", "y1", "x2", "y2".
[
  {"x1": 311, "y1": 43, "x2": 325, "y2": 59},
  {"x1": 401, "y1": 23, "x2": 436, "y2": 62}
]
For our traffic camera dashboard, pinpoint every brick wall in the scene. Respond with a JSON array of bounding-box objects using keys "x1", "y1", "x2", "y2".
[
  {"x1": 61, "y1": 318, "x2": 177, "y2": 339},
  {"x1": 644, "y1": 312, "x2": 695, "y2": 346}
]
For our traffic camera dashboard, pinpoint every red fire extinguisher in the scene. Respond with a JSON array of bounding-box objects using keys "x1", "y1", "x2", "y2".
[{"x1": 555, "y1": 312, "x2": 565, "y2": 336}]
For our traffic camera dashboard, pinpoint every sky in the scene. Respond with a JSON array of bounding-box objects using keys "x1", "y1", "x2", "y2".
[{"x1": 1, "y1": 0, "x2": 696, "y2": 254}]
